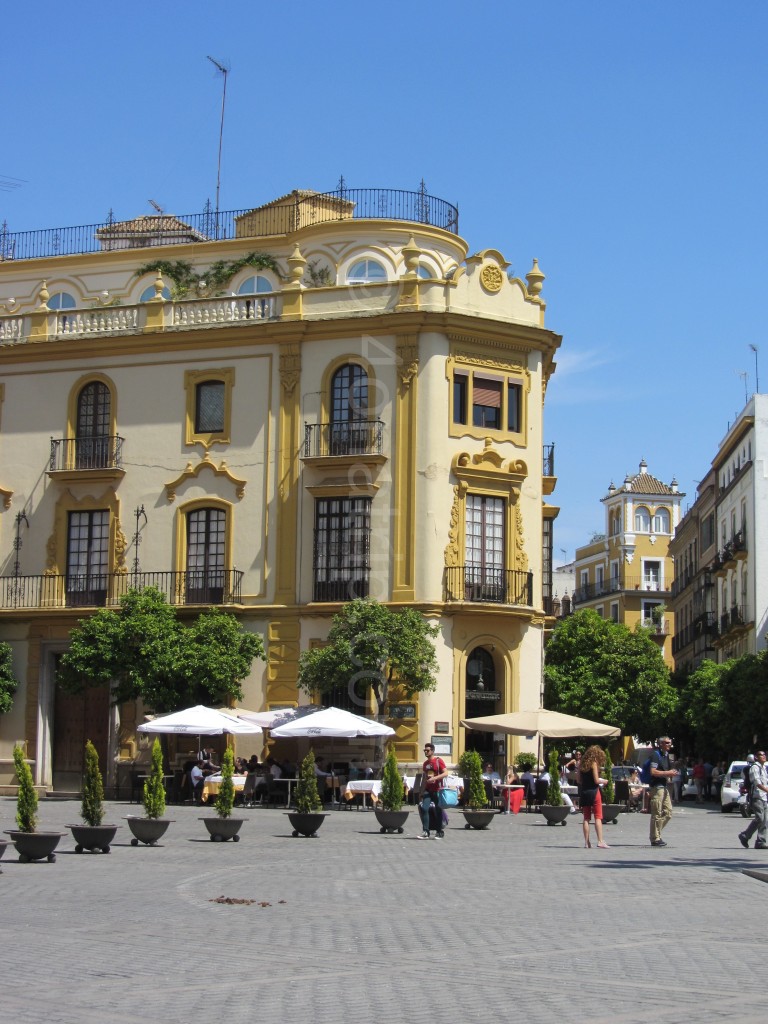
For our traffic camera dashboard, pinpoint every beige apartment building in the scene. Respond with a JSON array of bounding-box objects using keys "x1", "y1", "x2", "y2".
[
  {"x1": 571, "y1": 461, "x2": 684, "y2": 666},
  {"x1": 0, "y1": 187, "x2": 561, "y2": 790}
]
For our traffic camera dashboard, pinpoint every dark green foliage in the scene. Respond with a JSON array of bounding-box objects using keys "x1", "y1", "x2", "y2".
[
  {"x1": 546, "y1": 749, "x2": 563, "y2": 806},
  {"x1": 297, "y1": 599, "x2": 439, "y2": 716},
  {"x1": 135, "y1": 252, "x2": 279, "y2": 299},
  {"x1": 142, "y1": 739, "x2": 166, "y2": 820},
  {"x1": 380, "y1": 745, "x2": 404, "y2": 811},
  {"x1": 515, "y1": 752, "x2": 538, "y2": 772},
  {"x1": 214, "y1": 747, "x2": 236, "y2": 819},
  {"x1": 0, "y1": 642, "x2": 18, "y2": 714},
  {"x1": 602, "y1": 748, "x2": 615, "y2": 804},
  {"x1": 544, "y1": 609, "x2": 677, "y2": 740},
  {"x1": 294, "y1": 750, "x2": 322, "y2": 814},
  {"x1": 57, "y1": 588, "x2": 265, "y2": 713},
  {"x1": 458, "y1": 749, "x2": 487, "y2": 809},
  {"x1": 13, "y1": 745, "x2": 38, "y2": 833},
  {"x1": 81, "y1": 740, "x2": 105, "y2": 826},
  {"x1": 678, "y1": 651, "x2": 768, "y2": 757}
]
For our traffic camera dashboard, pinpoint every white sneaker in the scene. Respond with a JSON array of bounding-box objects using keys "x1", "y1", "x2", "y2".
[{"x1": 417, "y1": 831, "x2": 430, "y2": 839}]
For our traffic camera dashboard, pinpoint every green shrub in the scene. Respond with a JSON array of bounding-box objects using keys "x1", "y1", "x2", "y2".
[
  {"x1": 546, "y1": 748, "x2": 563, "y2": 806},
  {"x1": 214, "y1": 746, "x2": 236, "y2": 819},
  {"x1": 459, "y1": 749, "x2": 487, "y2": 809},
  {"x1": 81, "y1": 740, "x2": 105, "y2": 826},
  {"x1": 516, "y1": 752, "x2": 538, "y2": 772},
  {"x1": 142, "y1": 738, "x2": 166, "y2": 820},
  {"x1": 13, "y1": 745, "x2": 38, "y2": 833},
  {"x1": 380, "y1": 745, "x2": 404, "y2": 811},
  {"x1": 603, "y1": 748, "x2": 615, "y2": 803},
  {"x1": 294, "y1": 750, "x2": 322, "y2": 813}
]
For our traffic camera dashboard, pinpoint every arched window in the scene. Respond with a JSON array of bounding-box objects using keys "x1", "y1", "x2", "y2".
[
  {"x1": 76, "y1": 381, "x2": 112, "y2": 468},
  {"x1": 329, "y1": 364, "x2": 369, "y2": 455},
  {"x1": 416, "y1": 265, "x2": 433, "y2": 280},
  {"x1": 464, "y1": 647, "x2": 498, "y2": 762},
  {"x1": 346, "y1": 258, "x2": 386, "y2": 284},
  {"x1": 237, "y1": 275, "x2": 273, "y2": 295},
  {"x1": 634, "y1": 506, "x2": 651, "y2": 532},
  {"x1": 48, "y1": 291, "x2": 76, "y2": 310},
  {"x1": 186, "y1": 507, "x2": 226, "y2": 604},
  {"x1": 237, "y1": 275, "x2": 274, "y2": 319},
  {"x1": 652, "y1": 508, "x2": 670, "y2": 534}
]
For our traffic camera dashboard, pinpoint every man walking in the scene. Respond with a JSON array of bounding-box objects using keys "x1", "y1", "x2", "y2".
[
  {"x1": 648, "y1": 736, "x2": 676, "y2": 847},
  {"x1": 738, "y1": 750, "x2": 768, "y2": 850},
  {"x1": 418, "y1": 742, "x2": 450, "y2": 839}
]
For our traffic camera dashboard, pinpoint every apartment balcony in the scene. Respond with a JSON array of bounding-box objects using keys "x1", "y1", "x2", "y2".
[
  {"x1": 732, "y1": 529, "x2": 748, "y2": 560},
  {"x1": 0, "y1": 570, "x2": 244, "y2": 610},
  {"x1": 542, "y1": 443, "x2": 556, "y2": 495},
  {"x1": 719, "y1": 604, "x2": 748, "y2": 638},
  {"x1": 717, "y1": 542, "x2": 736, "y2": 573},
  {"x1": 671, "y1": 566, "x2": 696, "y2": 597},
  {"x1": 49, "y1": 435, "x2": 125, "y2": 482},
  {"x1": 301, "y1": 421, "x2": 386, "y2": 466},
  {"x1": 444, "y1": 566, "x2": 533, "y2": 607},
  {"x1": 572, "y1": 575, "x2": 669, "y2": 605}
]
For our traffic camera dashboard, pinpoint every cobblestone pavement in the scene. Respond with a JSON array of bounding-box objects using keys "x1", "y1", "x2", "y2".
[{"x1": 1, "y1": 798, "x2": 764, "y2": 1024}]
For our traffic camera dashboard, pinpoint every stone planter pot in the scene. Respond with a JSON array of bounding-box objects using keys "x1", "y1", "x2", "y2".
[
  {"x1": 286, "y1": 811, "x2": 327, "y2": 837},
  {"x1": 540, "y1": 804, "x2": 570, "y2": 826},
  {"x1": 601, "y1": 803, "x2": 623, "y2": 825},
  {"x1": 462, "y1": 809, "x2": 495, "y2": 830},
  {"x1": 0, "y1": 838, "x2": 9, "y2": 868},
  {"x1": 200, "y1": 817, "x2": 246, "y2": 842},
  {"x1": 374, "y1": 808, "x2": 410, "y2": 834},
  {"x1": 68, "y1": 823, "x2": 119, "y2": 853},
  {"x1": 124, "y1": 816, "x2": 173, "y2": 846},
  {"x1": 5, "y1": 830, "x2": 64, "y2": 863}
]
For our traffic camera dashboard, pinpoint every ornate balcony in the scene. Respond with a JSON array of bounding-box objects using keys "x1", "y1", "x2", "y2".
[
  {"x1": 444, "y1": 566, "x2": 533, "y2": 606},
  {"x1": 302, "y1": 421, "x2": 385, "y2": 463},
  {"x1": 0, "y1": 570, "x2": 244, "y2": 610}
]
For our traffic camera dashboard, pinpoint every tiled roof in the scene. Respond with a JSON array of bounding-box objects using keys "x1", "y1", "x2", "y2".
[
  {"x1": 622, "y1": 472, "x2": 675, "y2": 495},
  {"x1": 96, "y1": 215, "x2": 204, "y2": 237}
]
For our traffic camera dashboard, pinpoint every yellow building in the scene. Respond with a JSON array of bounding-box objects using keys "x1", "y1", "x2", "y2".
[
  {"x1": 572, "y1": 461, "x2": 683, "y2": 666},
  {"x1": 0, "y1": 187, "x2": 561, "y2": 791}
]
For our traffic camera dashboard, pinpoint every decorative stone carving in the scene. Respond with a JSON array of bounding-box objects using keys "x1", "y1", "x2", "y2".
[
  {"x1": 165, "y1": 453, "x2": 246, "y2": 502},
  {"x1": 279, "y1": 343, "x2": 301, "y2": 394},
  {"x1": 444, "y1": 486, "x2": 461, "y2": 567},
  {"x1": 480, "y1": 264, "x2": 504, "y2": 293}
]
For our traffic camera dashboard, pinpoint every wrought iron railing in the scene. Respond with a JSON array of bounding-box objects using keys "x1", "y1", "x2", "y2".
[
  {"x1": 572, "y1": 575, "x2": 670, "y2": 603},
  {"x1": 0, "y1": 188, "x2": 459, "y2": 262},
  {"x1": 302, "y1": 420, "x2": 385, "y2": 458},
  {"x1": 542, "y1": 443, "x2": 555, "y2": 477},
  {"x1": 49, "y1": 436, "x2": 124, "y2": 472},
  {"x1": 0, "y1": 570, "x2": 244, "y2": 609},
  {"x1": 444, "y1": 566, "x2": 533, "y2": 606},
  {"x1": 312, "y1": 576, "x2": 370, "y2": 603}
]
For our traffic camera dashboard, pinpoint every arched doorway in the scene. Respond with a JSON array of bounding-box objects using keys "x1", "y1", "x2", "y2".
[{"x1": 464, "y1": 646, "x2": 501, "y2": 769}]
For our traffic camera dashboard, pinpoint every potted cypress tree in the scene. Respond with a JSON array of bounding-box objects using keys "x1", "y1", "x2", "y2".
[
  {"x1": 459, "y1": 749, "x2": 495, "y2": 830},
  {"x1": 68, "y1": 740, "x2": 120, "y2": 853},
  {"x1": 540, "y1": 748, "x2": 570, "y2": 826},
  {"x1": 5, "y1": 745, "x2": 63, "y2": 862},
  {"x1": 201, "y1": 746, "x2": 246, "y2": 841},
  {"x1": 601, "y1": 748, "x2": 622, "y2": 824},
  {"x1": 374, "y1": 745, "x2": 410, "y2": 834},
  {"x1": 287, "y1": 750, "x2": 327, "y2": 837},
  {"x1": 125, "y1": 738, "x2": 174, "y2": 846}
]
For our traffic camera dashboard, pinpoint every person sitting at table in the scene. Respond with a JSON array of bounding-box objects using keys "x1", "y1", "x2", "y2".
[
  {"x1": 501, "y1": 765, "x2": 521, "y2": 812},
  {"x1": 234, "y1": 756, "x2": 248, "y2": 774},
  {"x1": 197, "y1": 747, "x2": 220, "y2": 776},
  {"x1": 190, "y1": 759, "x2": 205, "y2": 805},
  {"x1": 627, "y1": 767, "x2": 644, "y2": 811},
  {"x1": 279, "y1": 758, "x2": 295, "y2": 778}
]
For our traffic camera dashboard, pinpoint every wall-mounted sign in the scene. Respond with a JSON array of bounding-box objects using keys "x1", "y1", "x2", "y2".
[
  {"x1": 389, "y1": 704, "x2": 416, "y2": 719},
  {"x1": 432, "y1": 736, "x2": 452, "y2": 756},
  {"x1": 466, "y1": 690, "x2": 501, "y2": 701},
  {"x1": 434, "y1": 721, "x2": 450, "y2": 734}
]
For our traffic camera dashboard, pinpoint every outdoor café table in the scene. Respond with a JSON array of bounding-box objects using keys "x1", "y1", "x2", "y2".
[
  {"x1": 201, "y1": 773, "x2": 247, "y2": 803},
  {"x1": 342, "y1": 780, "x2": 381, "y2": 808},
  {"x1": 496, "y1": 783, "x2": 525, "y2": 814}
]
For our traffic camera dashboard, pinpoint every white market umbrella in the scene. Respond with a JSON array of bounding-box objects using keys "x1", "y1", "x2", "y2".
[
  {"x1": 137, "y1": 705, "x2": 263, "y2": 736},
  {"x1": 270, "y1": 706, "x2": 394, "y2": 739},
  {"x1": 239, "y1": 705, "x2": 322, "y2": 730}
]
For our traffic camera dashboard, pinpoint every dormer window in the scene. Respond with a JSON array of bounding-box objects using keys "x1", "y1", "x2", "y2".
[{"x1": 347, "y1": 259, "x2": 386, "y2": 284}]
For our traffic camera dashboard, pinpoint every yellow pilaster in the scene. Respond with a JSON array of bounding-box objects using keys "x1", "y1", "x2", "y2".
[
  {"x1": 265, "y1": 615, "x2": 301, "y2": 707},
  {"x1": 274, "y1": 338, "x2": 301, "y2": 605},
  {"x1": 391, "y1": 334, "x2": 419, "y2": 601}
]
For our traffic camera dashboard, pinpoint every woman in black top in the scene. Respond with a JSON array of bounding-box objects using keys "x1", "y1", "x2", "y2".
[{"x1": 578, "y1": 745, "x2": 609, "y2": 849}]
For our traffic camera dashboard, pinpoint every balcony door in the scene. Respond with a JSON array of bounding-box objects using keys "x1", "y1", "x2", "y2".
[
  {"x1": 330, "y1": 364, "x2": 368, "y2": 455},
  {"x1": 66, "y1": 510, "x2": 109, "y2": 606},
  {"x1": 186, "y1": 508, "x2": 225, "y2": 604},
  {"x1": 313, "y1": 497, "x2": 371, "y2": 602},
  {"x1": 465, "y1": 495, "x2": 505, "y2": 601},
  {"x1": 76, "y1": 381, "x2": 111, "y2": 468}
]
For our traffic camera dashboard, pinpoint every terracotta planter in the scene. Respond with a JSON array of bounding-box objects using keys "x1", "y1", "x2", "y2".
[
  {"x1": 124, "y1": 816, "x2": 173, "y2": 846},
  {"x1": 286, "y1": 811, "x2": 327, "y2": 837},
  {"x1": 5, "y1": 830, "x2": 64, "y2": 863},
  {"x1": 462, "y1": 809, "x2": 495, "y2": 830},
  {"x1": 68, "y1": 823, "x2": 119, "y2": 853},
  {"x1": 374, "y1": 808, "x2": 410, "y2": 834},
  {"x1": 540, "y1": 804, "x2": 570, "y2": 826},
  {"x1": 200, "y1": 817, "x2": 246, "y2": 842}
]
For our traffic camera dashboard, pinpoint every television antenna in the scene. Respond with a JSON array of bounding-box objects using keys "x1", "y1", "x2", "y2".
[
  {"x1": 207, "y1": 55, "x2": 230, "y2": 239},
  {"x1": 148, "y1": 199, "x2": 164, "y2": 214}
]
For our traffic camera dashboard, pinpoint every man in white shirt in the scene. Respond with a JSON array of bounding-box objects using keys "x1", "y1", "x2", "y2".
[
  {"x1": 190, "y1": 760, "x2": 205, "y2": 805},
  {"x1": 739, "y1": 750, "x2": 768, "y2": 850}
]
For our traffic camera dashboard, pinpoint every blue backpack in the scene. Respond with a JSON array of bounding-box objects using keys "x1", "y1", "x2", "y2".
[{"x1": 640, "y1": 754, "x2": 658, "y2": 785}]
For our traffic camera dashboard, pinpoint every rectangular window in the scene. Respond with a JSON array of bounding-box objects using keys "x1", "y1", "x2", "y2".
[
  {"x1": 472, "y1": 377, "x2": 501, "y2": 430},
  {"x1": 465, "y1": 495, "x2": 505, "y2": 601},
  {"x1": 507, "y1": 382, "x2": 522, "y2": 432},
  {"x1": 195, "y1": 381, "x2": 225, "y2": 433},
  {"x1": 453, "y1": 374, "x2": 467, "y2": 425},
  {"x1": 313, "y1": 497, "x2": 371, "y2": 602},
  {"x1": 66, "y1": 510, "x2": 109, "y2": 607}
]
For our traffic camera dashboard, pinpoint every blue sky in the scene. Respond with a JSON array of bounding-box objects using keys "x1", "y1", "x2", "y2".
[{"x1": 4, "y1": 2, "x2": 767, "y2": 561}]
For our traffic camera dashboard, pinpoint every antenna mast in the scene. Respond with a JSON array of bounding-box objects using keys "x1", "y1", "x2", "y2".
[{"x1": 207, "y1": 55, "x2": 229, "y2": 239}]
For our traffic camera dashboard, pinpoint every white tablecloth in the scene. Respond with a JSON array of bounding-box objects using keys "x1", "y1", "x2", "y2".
[{"x1": 343, "y1": 780, "x2": 382, "y2": 802}]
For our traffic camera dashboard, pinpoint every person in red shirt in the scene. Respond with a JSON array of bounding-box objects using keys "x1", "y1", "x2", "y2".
[{"x1": 418, "y1": 742, "x2": 450, "y2": 839}]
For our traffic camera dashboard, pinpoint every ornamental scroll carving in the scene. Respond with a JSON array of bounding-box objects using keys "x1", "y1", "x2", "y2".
[
  {"x1": 444, "y1": 485, "x2": 462, "y2": 567},
  {"x1": 396, "y1": 335, "x2": 419, "y2": 390},
  {"x1": 279, "y1": 343, "x2": 301, "y2": 394},
  {"x1": 514, "y1": 502, "x2": 528, "y2": 573},
  {"x1": 114, "y1": 520, "x2": 128, "y2": 574}
]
